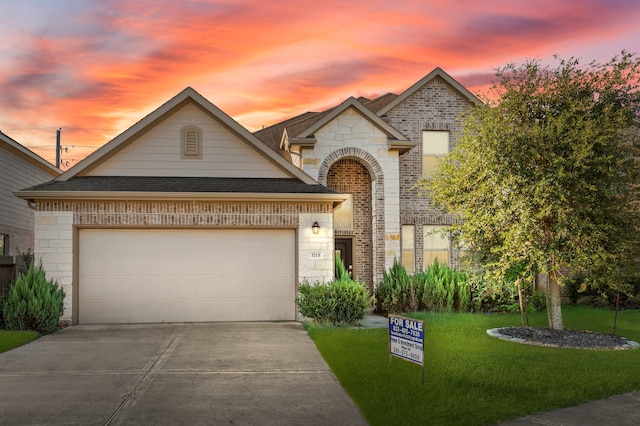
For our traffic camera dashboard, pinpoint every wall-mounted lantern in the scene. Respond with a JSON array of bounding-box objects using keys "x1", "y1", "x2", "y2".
[{"x1": 312, "y1": 221, "x2": 320, "y2": 234}]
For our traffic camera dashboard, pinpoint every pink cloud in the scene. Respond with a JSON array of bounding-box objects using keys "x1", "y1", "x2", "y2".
[{"x1": 0, "y1": 0, "x2": 638, "y2": 167}]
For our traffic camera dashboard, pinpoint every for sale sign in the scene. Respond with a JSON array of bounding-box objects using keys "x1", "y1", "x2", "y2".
[{"x1": 389, "y1": 315, "x2": 424, "y2": 366}]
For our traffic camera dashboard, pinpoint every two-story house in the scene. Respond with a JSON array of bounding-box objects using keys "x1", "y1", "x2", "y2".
[
  {"x1": 16, "y1": 67, "x2": 478, "y2": 324},
  {"x1": 255, "y1": 67, "x2": 479, "y2": 290}
]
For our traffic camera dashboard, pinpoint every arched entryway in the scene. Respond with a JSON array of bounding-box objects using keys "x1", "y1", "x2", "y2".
[{"x1": 327, "y1": 158, "x2": 373, "y2": 289}]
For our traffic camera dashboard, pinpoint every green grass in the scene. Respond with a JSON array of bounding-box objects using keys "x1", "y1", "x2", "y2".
[
  {"x1": 0, "y1": 330, "x2": 39, "y2": 354},
  {"x1": 306, "y1": 306, "x2": 640, "y2": 425}
]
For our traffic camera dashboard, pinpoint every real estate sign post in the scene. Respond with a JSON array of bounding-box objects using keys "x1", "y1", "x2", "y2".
[{"x1": 388, "y1": 315, "x2": 425, "y2": 382}]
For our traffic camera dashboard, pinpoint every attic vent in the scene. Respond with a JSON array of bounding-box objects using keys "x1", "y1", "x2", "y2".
[
  {"x1": 181, "y1": 126, "x2": 202, "y2": 159},
  {"x1": 185, "y1": 131, "x2": 198, "y2": 153}
]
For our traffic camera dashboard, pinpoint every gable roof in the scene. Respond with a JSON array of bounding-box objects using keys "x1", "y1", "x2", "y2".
[
  {"x1": 376, "y1": 67, "x2": 481, "y2": 117},
  {"x1": 57, "y1": 87, "x2": 318, "y2": 185},
  {"x1": 255, "y1": 95, "x2": 415, "y2": 154},
  {"x1": 0, "y1": 131, "x2": 60, "y2": 177},
  {"x1": 295, "y1": 97, "x2": 409, "y2": 142},
  {"x1": 255, "y1": 68, "x2": 479, "y2": 154},
  {"x1": 253, "y1": 93, "x2": 400, "y2": 154},
  {"x1": 254, "y1": 110, "x2": 330, "y2": 156},
  {"x1": 356, "y1": 93, "x2": 399, "y2": 113}
]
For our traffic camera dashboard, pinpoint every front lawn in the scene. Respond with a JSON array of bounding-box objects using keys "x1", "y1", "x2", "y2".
[
  {"x1": 0, "y1": 330, "x2": 39, "y2": 354},
  {"x1": 306, "y1": 306, "x2": 640, "y2": 425}
]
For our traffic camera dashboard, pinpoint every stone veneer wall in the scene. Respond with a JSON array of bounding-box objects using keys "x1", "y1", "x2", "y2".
[
  {"x1": 384, "y1": 76, "x2": 473, "y2": 270},
  {"x1": 327, "y1": 159, "x2": 373, "y2": 290},
  {"x1": 34, "y1": 200, "x2": 334, "y2": 322},
  {"x1": 301, "y1": 108, "x2": 401, "y2": 286}
]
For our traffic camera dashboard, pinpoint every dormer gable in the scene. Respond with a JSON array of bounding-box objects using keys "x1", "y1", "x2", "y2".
[{"x1": 285, "y1": 97, "x2": 416, "y2": 154}]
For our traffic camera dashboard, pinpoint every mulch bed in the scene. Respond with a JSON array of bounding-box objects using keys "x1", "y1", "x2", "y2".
[{"x1": 487, "y1": 327, "x2": 640, "y2": 350}]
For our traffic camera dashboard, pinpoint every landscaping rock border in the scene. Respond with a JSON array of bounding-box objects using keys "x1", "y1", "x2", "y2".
[{"x1": 487, "y1": 327, "x2": 640, "y2": 350}]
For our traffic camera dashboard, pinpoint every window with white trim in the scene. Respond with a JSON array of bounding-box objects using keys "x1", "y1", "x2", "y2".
[
  {"x1": 422, "y1": 131, "x2": 449, "y2": 179},
  {"x1": 423, "y1": 226, "x2": 450, "y2": 266},
  {"x1": 181, "y1": 126, "x2": 202, "y2": 159},
  {"x1": 401, "y1": 225, "x2": 415, "y2": 273}
]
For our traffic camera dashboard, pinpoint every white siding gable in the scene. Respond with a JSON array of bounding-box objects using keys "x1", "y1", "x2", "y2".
[
  {"x1": 0, "y1": 147, "x2": 55, "y2": 230},
  {"x1": 88, "y1": 103, "x2": 290, "y2": 178}
]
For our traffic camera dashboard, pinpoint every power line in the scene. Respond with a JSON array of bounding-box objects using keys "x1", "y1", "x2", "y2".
[
  {"x1": 28, "y1": 145, "x2": 98, "y2": 148},
  {"x1": 4, "y1": 127, "x2": 120, "y2": 131},
  {"x1": 3, "y1": 127, "x2": 59, "y2": 131}
]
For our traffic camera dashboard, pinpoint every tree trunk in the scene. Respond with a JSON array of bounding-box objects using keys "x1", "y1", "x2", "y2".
[{"x1": 539, "y1": 272, "x2": 564, "y2": 330}]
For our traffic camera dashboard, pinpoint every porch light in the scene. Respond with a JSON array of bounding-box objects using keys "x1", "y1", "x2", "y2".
[{"x1": 312, "y1": 221, "x2": 320, "y2": 234}]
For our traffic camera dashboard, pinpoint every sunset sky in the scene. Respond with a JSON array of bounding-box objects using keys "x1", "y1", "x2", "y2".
[{"x1": 1, "y1": 0, "x2": 639, "y2": 169}]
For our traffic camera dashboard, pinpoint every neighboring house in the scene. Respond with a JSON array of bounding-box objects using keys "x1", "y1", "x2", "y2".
[
  {"x1": 255, "y1": 67, "x2": 479, "y2": 290},
  {"x1": 0, "y1": 131, "x2": 60, "y2": 258},
  {"x1": 16, "y1": 68, "x2": 479, "y2": 325},
  {"x1": 16, "y1": 88, "x2": 346, "y2": 324}
]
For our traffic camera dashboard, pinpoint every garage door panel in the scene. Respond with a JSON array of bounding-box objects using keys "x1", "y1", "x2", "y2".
[{"x1": 79, "y1": 229, "x2": 295, "y2": 324}]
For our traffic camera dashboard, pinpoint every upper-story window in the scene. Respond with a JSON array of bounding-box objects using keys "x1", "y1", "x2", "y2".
[
  {"x1": 181, "y1": 126, "x2": 202, "y2": 159},
  {"x1": 422, "y1": 131, "x2": 449, "y2": 179}
]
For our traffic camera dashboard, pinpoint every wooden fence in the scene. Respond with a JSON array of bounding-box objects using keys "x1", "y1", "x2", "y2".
[{"x1": 0, "y1": 256, "x2": 16, "y2": 298}]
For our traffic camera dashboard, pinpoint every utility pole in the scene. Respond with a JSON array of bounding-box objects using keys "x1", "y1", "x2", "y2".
[{"x1": 55, "y1": 128, "x2": 61, "y2": 168}]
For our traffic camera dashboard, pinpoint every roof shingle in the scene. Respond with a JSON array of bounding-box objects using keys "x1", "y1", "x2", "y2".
[{"x1": 22, "y1": 176, "x2": 341, "y2": 195}]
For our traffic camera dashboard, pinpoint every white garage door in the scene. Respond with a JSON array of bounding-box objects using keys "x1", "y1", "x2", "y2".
[{"x1": 79, "y1": 229, "x2": 296, "y2": 324}]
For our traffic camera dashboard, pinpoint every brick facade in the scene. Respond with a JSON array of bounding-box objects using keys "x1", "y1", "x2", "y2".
[
  {"x1": 0, "y1": 223, "x2": 33, "y2": 257},
  {"x1": 384, "y1": 76, "x2": 473, "y2": 270},
  {"x1": 292, "y1": 80, "x2": 473, "y2": 285},
  {"x1": 327, "y1": 159, "x2": 373, "y2": 290}
]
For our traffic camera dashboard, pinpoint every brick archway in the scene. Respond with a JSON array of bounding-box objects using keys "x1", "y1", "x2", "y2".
[{"x1": 319, "y1": 148, "x2": 385, "y2": 289}]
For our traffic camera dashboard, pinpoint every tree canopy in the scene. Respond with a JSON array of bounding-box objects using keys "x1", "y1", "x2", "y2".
[{"x1": 422, "y1": 52, "x2": 640, "y2": 329}]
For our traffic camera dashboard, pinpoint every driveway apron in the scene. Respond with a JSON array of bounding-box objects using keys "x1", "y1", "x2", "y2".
[{"x1": 0, "y1": 323, "x2": 368, "y2": 425}]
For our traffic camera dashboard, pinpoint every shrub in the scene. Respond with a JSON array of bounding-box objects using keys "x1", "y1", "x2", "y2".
[
  {"x1": 528, "y1": 289, "x2": 547, "y2": 312},
  {"x1": 467, "y1": 271, "x2": 546, "y2": 313},
  {"x1": 15, "y1": 248, "x2": 34, "y2": 276},
  {"x1": 414, "y1": 259, "x2": 471, "y2": 313},
  {"x1": 297, "y1": 279, "x2": 370, "y2": 326},
  {"x1": 297, "y1": 280, "x2": 336, "y2": 322},
  {"x1": 468, "y1": 274, "x2": 517, "y2": 312},
  {"x1": 577, "y1": 295, "x2": 611, "y2": 309},
  {"x1": 374, "y1": 259, "x2": 416, "y2": 315},
  {"x1": 0, "y1": 294, "x2": 6, "y2": 329},
  {"x1": 332, "y1": 280, "x2": 372, "y2": 325},
  {"x1": 564, "y1": 272, "x2": 640, "y2": 309},
  {"x1": 374, "y1": 259, "x2": 545, "y2": 316},
  {"x1": 1, "y1": 248, "x2": 36, "y2": 330},
  {"x1": 297, "y1": 256, "x2": 371, "y2": 326},
  {"x1": 375, "y1": 259, "x2": 472, "y2": 315},
  {"x1": 335, "y1": 253, "x2": 351, "y2": 282},
  {"x1": 3, "y1": 263, "x2": 65, "y2": 334}
]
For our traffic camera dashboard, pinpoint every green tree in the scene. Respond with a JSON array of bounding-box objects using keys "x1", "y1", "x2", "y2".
[{"x1": 422, "y1": 52, "x2": 640, "y2": 330}]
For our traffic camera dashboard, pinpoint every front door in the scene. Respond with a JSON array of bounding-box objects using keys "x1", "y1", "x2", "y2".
[{"x1": 335, "y1": 238, "x2": 353, "y2": 279}]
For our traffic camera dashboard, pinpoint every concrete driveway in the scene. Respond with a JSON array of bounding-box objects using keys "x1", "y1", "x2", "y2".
[{"x1": 0, "y1": 322, "x2": 368, "y2": 425}]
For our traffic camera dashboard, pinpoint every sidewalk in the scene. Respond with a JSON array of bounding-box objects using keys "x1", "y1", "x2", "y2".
[
  {"x1": 359, "y1": 314, "x2": 640, "y2": 425},
  {"x1": 501, "y1": 391, "x2": 640, "y2": 425}
]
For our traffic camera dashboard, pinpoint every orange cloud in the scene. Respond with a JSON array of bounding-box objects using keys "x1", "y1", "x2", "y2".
[{"x1": 1, "y1": 0, "x2": 638, "y2": 167}]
